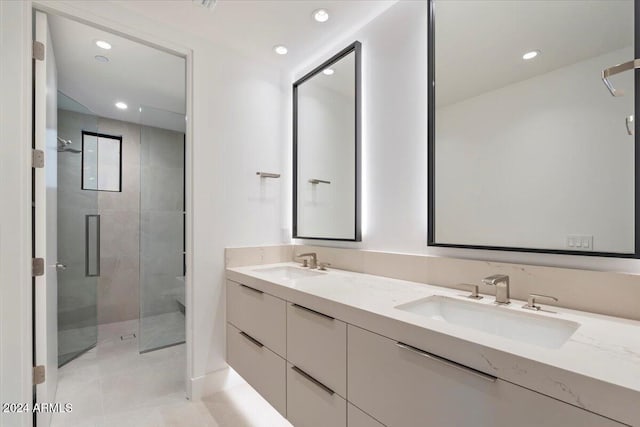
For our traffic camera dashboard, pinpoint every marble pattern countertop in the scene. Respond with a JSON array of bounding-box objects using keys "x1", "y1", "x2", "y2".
[{"x1": 226, "y1": 262, "x2": 640, "y2": 426}]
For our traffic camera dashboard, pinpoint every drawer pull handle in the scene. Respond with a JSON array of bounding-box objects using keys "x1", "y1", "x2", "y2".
[
  {"x1": 240, "y1": 284, "x2": 263, "y2": 294},
  {"x1": 239, "y1": 331, "x2": 264, "y2": 348},
  {"x1": 292, "y1": 303, "x2": 334, "y2": 321},
  {"x1": 291, "y1": 366, "x2": 335, "y2": 396},
  {"x1": 396, "y1": 342, "x2": 496, "y2": 383}
]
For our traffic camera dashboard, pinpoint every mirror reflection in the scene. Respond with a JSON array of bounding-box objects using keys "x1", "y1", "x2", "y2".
[
  {"x1": 431, "y1": 0, "x2": 636, "y2": 255},
  {"x1": 294, "y1": 42, "x2": 361, "y2": 241}
]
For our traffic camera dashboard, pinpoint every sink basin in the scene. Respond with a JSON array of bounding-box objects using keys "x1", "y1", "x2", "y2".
[
  {"x1": 253, "y1": 266, "x2": 324, "y2": 281},
  {"x1": 395, "y1": 296, "x2": 580, "y2": 349}
]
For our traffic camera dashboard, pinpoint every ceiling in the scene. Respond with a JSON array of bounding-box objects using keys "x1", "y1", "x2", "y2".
[
  {"x1": 49, "y1": 14, "x2": 186, "y2": 131},
  {"x1": 49, "y1": 0, "x2": 396, "y2": 132},
  {"x1": 118, "y1": 0, "x2": 396, "y2": 69},
  {"x1": 435, "y1": 0, "x2": 634, "y2": 106}
]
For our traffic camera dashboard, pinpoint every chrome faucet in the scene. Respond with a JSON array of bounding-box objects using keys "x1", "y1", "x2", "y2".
[
  {"x1": 482, "y1": 274, "x2": 510, "y2": 305},
  {"x1": 296, "y1": 252, "x2": 318, "y2": 269}
]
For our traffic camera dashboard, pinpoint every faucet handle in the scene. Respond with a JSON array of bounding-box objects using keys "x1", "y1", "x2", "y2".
[
  {"x1": 523, "y1": 293, "x2": 558, "y2": 311},
  {"x1": 457, "y1": 283, "x2": 482, "y2": 300},
  {"x1": 318, "y1": 262, "x2": 331, "y2": 271}
]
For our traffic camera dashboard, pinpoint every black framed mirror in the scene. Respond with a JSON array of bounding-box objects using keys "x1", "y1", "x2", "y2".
[
  {"x1": 293, "y1": 41, "x2": 362, "y2": 241},
  {"x1": 428, "y1": 0, "x2": 639, "y2": 258}
]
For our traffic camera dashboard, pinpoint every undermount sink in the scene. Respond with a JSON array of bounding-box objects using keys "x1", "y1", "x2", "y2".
[
  {"x1": 395, "y1": 295, "x2": 580, "y2": 349},
  {"x1": 252, "y1": 266, "x2": 324, "y2": 281}
]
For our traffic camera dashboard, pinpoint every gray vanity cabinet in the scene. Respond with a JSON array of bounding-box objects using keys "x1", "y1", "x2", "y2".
[
  {"x1": 226, "y1": 276, "x2": 625, "y2": 427},
  {"x1": 226, "y1": 323, "x2": 286, "y2": 416},
  {"x1": 347, "y1": 325, "x2": 623, "y2": 427}
]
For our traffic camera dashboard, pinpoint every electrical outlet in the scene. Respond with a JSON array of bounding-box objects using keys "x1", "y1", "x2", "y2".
[{"x1": 567, "y1": 235, "x2": 593, "y2": 251}]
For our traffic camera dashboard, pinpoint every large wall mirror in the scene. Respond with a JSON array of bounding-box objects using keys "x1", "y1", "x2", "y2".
[
  {"x1": 428, "y1": 0, "x2": 639, "y2": 257},
  {"x1": 293, "y1": 41, "x2": 361, "y2": 241}
]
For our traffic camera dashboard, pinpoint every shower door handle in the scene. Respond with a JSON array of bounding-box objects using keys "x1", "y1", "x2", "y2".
[{"x1": 85, "y1": 214, "x2": 101, "y2": 277}]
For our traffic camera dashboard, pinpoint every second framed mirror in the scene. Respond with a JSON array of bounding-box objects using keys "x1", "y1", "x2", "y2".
[{"x1": 293, "y1": 41, "x2": 362, "y2": 241}]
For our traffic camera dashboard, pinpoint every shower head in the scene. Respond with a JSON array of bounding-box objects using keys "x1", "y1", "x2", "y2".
[
  {"x1": 57, "y1": 136, "x2": 72, "y2": 146},
  {"x1": 57, "y1": 136, "x2": 81, "y2": 153}
]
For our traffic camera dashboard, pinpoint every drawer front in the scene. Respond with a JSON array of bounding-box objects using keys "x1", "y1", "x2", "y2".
[
  {"x1": 287, "y1": 302, "x2": 347, "y2": 397},
  {"x1": 347, "y1": 325, "x2": 622, "y2": 427},
  {"x1": 226, "y1": 323, "x2": 286, "y2": 417},
  {"x1": 348, "y1": 404, "x2": 385, "y2": 427},
  {"x1": 226, "y1": 279, "x2": 286, "y2": 357},
  {"x1": 286, "y1": 362, "x2": 346, "y2": 427}
]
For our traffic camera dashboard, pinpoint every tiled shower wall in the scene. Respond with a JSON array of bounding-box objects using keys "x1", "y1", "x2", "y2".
[{"x1": 58, "y1": 109, "x2": 184, "y2": 326}]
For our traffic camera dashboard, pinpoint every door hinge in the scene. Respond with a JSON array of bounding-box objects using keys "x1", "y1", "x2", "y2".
[
  {"x1": 33, "y1": 365, "x2": 45, "y2": 385},
  {"x1": 32, "y1": 41, "x2": 45, "y2": 61},
  {"x1": 32, "y1": 149, "x2": 44, "y2": 168},
  {"x1": 32, "y1": 258, "x2": 44, "y2": 277}
]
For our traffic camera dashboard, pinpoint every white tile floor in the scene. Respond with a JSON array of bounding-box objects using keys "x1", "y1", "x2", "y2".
[{"x1": 52, "y1": 319, "x2": 292, "y2": 427}]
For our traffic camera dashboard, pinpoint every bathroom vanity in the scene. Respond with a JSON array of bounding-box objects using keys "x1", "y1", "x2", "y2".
[{"x1": 225, "y1": 263, "x2": 639, "y2": 427}]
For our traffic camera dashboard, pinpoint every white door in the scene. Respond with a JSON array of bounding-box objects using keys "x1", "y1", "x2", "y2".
[{"x1": 34, "y1": 10, "x2": 58, "y2": 427}]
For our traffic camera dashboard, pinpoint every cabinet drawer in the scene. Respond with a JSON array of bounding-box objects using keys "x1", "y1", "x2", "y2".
[
  {"x1": 348, "y1": 404, "x2": 385, "y2": 427},
  {"x1": 226, "y1": 279, "x2": 286, "y2": 357},
  {"x1": 347, "y1": 325, "x2": 622, "y2": 427},
  {"x1": 226, "y1": 323, "x2": 286, "y2": 417},
  {"x1": 286, "y1": 362, "x2": 346, "y2": 427},
  {"x1": 287, "y1": 302, "x2": 347, "y2": 397}
]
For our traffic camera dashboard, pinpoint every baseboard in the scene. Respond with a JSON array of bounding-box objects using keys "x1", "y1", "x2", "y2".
[{"x1": 188, "y1": 365, "x2": 245, "y2": 400}]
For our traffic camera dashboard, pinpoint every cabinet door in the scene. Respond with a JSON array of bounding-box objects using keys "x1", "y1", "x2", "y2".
[
  {"x1": 227, "y1": 323, "x2": 287, "y2": 417},
  {"x1": 347, "y1": 325, "x2": 622, "y2": 427},
  {"x1": 348, "y1": 404, "x2": 385, "y2": 427},
  {"x1": 226, "y1": 280, "x2": 286, "y2": 357},
  {"x1": 287, "y1": 302, "x2": 347, "y2": 397},
  {"x1": 287, "y1": 362, "x2": 347, "y2": 427}
]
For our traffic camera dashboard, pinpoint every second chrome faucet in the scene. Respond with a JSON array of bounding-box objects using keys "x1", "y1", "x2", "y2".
[{"x1": 482, "y1": 274, "x2": 510, "y2": 305}]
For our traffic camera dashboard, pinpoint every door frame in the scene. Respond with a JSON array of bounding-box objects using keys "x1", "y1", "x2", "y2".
[{"x1": 30, "y1": 0, "x2": 195, "y2": 403}]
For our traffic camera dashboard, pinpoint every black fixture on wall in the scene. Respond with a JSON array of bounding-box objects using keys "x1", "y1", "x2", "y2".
[
  {"x1": 426, "y1": 0, "x2": 640, "y2": 258},
  {"x1": 292, "y1": 41, "x2": 362, "y2": 242}
]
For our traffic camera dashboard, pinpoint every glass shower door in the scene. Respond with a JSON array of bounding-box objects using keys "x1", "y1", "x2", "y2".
[
  {"x1": 138, "y1": 106, "x2": 186, "y2": 353},
  {"x1": 57, "y1": 92, "x2": 99, "y2": 366}
]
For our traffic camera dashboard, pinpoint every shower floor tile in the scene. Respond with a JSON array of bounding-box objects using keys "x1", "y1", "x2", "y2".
[{"x1": 52, "y1": 318, "x2": 291, "y2": 427}]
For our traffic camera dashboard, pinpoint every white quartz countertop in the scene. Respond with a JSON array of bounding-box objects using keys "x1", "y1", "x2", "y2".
[{"x1": 226, "y1": 262, "x2": 640, "y2": 426}]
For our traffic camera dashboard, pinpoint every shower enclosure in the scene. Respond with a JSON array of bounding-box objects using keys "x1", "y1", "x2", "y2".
[
  {"x1": 138, "y1": 106, "x2": 186, "y2": 353},
  {"x1": 56, "y1": 94, "x2": 186, "y2": 365}
]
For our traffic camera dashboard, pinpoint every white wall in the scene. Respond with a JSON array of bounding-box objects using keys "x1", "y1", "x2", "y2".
[
  {"x1": 1, "y1": 1, "x2": 288, "y2": 413},
  {"x1": 291, "y1": 0, "x2": 640, "y2": 274},
  {"x1": 436, "y1": 47, "x2": 635, "y2": 253}
]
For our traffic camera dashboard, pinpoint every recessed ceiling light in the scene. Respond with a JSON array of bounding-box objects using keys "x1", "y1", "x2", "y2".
[
  {"x1": 313, "y1": 9, "x2": 329, "y2": 23},
  {"x1": 522, "y1": 50, "x2": 540, "y2": 60},
  {"x1": 94, "y1": 55, "x2": 109, "y2": 63},
  {"x1": 115, "y1": 102, "x2": 128, "y2": 110},
  {"x1": 95, "y1": 40, "x2": 112, "y2": 50},
  {"x1": 274, "y1": 45, "x2": 288, "y2": 55},
  {"x1": 323, "y1": 68, "x2": 334, "y2": 75}
]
